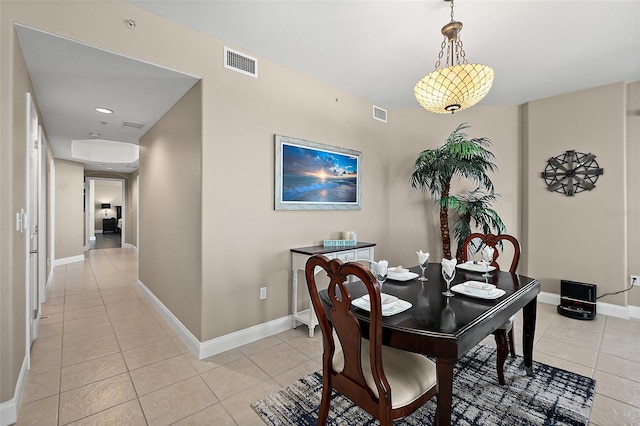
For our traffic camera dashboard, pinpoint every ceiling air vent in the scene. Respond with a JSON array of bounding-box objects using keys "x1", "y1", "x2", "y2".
[
  {"x1": 122, "y1": 121, "x2": 145, "y2": 130},
  {"x1": 224, "y1": 47, "x2": 258, "y2": 78},
  {"x1": 373, "y1": 105, "x2": 387, "y2": 123}
]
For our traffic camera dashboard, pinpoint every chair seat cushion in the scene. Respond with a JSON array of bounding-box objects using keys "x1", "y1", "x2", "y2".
[
  {"x1": 333, "y1": 340, "x2": 437, "y2": 409},
  {"x1": 497, "y1": 315, "x2": 515, "y2": 330}
]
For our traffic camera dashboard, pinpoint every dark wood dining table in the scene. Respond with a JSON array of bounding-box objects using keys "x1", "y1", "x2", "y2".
[{"x1": 318, "y1": 263, "x2": 540, "y2": 426}]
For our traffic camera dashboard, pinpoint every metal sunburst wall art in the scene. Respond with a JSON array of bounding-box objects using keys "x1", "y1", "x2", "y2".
[{"x1": 541, "y1": 150, "x2": 604, "y2": 196}]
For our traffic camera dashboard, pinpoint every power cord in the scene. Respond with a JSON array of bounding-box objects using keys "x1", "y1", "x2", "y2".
[{"x1": 597, "y1": 276, "x2": 638, "y2": 299}]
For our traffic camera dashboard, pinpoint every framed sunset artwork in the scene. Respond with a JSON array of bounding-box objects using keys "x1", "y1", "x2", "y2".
[{"x1": 275, "y1": 134, "x2": 362, "y2": 210}]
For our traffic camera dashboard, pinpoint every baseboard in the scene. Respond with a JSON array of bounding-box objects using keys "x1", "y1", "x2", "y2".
[
  {"x1": 538, "y1": 291, "x2": 639, "y2": 319},
  {"x1": 0, "y1": 355, "x2": 28, "y2": 426},
  {"x1": 137, "y1": 280, "x2": 201, "y2": 356},
  {"x1": 198, "y1": 315, "x2": 292, "y2": 360},
  {"x1": 138, "y1": 279, "x2": 292, "y2": 360},
  {"x1": 53, "y1": 255, "x2": 84, "y2": 267},
  {"x1": 124, "y1": 243, "x2": 137, "y2": 252}
]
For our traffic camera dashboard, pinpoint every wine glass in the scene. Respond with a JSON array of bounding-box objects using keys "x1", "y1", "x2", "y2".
[
  {"x1": 372, "y1": 262, "x2": 388, "y2": 291},
  {"x1": 417, "y1": 251, "x2": 430, "y2": 281},
  {"x1": 441, "y1": 265, "x2": 456, "y2": 297},
  {"x1": 481, "y1": 246, "x2": 494, "y2": 280}
]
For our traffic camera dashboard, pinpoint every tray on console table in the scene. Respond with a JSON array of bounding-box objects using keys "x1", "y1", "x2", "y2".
[{"x1": 291, "y1": 242, "x2": 376, "y2": 337}]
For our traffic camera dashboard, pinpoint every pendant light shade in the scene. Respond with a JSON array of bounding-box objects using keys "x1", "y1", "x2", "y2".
[
  {"x1": 414, "y1": 0, "x2": 493, "y2": 114},
  {"x1": 415, "y1": 63, "x2": 494, "y2": 113}
]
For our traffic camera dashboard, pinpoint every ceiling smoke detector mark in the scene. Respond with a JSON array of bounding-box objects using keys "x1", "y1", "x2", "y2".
[
  {"x1": 373, "y1": 106, "x2": 387, "y2": 123},
  {"x1": 224, "y1": 46, "x2": 258, "y2": 78},
  {"x1": 122, "y1": 121, "x2": 145, "y2": 129}
]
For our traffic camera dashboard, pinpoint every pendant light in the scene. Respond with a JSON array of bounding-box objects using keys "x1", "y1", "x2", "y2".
[{"x1": 414, "y1": 0, "x2": 494, "y2": 114}]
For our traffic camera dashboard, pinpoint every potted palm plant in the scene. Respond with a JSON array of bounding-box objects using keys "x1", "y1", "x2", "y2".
[
  {"x1": 410, "y1": 123, "x2": 505, "y2": 261},
  {"x1": 450, "y1": 189, "x2": 506, "y2": 261}
]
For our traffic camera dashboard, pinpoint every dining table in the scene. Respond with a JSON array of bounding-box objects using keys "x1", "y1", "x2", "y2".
[{"x1": 318, "y1": 262, "x2": 540, "y2": 426}]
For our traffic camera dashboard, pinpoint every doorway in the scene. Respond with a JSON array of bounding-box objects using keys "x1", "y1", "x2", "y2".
[{"x1": 85, "y1": 177, "x2": 125, "y2": 250}]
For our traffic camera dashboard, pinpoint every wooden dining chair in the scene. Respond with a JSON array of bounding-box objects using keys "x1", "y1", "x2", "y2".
[
  {"x1": 462, "y1": 233, "x2": 521, "y2": 385},
  {"x1": 305, "y1": 254, "x2": 438, "y2": 425}
]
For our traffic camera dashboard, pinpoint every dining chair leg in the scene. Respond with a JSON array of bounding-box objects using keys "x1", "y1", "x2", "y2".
[
  {"x1": 494, "y1": 330, "x2": 508, "y2": 386},
  {"x1": 507, "y1": 328, "x2": 516, "y2": 358},
  {"x1": 317, "y1": 381, "x2": 332, "y2": 425}
]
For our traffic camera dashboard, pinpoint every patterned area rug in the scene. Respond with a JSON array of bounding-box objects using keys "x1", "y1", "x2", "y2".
[{"x1": 252, "y1": 345, "x2": 595, "y2": 425}]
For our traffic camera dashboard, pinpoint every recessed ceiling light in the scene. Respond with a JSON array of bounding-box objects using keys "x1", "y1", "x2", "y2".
[
  {"x1": 89, "y1": 132, "x2": 100, "y2": 138},
  {"x1": 95, "y1": 107, "x2": 113, "y2": 114}
]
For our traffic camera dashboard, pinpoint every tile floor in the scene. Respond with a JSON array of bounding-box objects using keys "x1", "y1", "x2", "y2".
[{"x1": 15, "y1": 247, "x2": 640, "y2": 425}]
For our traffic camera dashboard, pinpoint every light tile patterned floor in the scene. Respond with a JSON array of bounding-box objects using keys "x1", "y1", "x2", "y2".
[{"x1": 15, "y1": 248, "x2": 640, "y2": 425}]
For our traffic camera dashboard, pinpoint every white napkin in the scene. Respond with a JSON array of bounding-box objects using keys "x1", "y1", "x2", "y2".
[
  {"x1": 362, "y1": 293, "x2": 398, "y2": 305},
  {"x1": 373, "y1": 259, "x2": 388, "y2": 275},
  {"x1": 481, "y1": 246, "x2": 495, "y2": 263},
  {"x1": 441, "y1": 258, "x2": 457, "y2": 276},
  {"x1": 388, "y1": 266, "x2": 409, "y2": 274},
  {"x1": 417, "y1": 250, "x2": 430, "y2": 265}
]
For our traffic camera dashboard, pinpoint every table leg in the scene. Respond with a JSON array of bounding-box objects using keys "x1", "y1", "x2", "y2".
[
  {"x1": 522, "y1": 296, "x2": 537, "y2": 376},
  {"x1": 436, "y1": 357, "x2": 455, "y2": 426},
  {"x1": 308, "y1": 309, "x2": 316, "y2": 337}
]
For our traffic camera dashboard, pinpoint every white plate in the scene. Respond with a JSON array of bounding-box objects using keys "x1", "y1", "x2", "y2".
[
  {"x1": 456, "y1": 261, "x2": 497, "y2": 273},
  {"x1": 352, "y1": 297, "x2": 412, "y2": 316},
  {"x1": 450, "y1": 283, "x2": 505, "y2": 300},
  {"x1": 387, "y1": 271, "x2": 419, "y2": 281}
]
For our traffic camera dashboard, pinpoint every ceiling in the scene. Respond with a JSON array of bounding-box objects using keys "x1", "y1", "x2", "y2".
[
  {"x1": 15, "y1": 1, "x2": 640, "y2": 172},
  {"x1": 15, "y1": 25, "x2": 199, "y2": 173}
]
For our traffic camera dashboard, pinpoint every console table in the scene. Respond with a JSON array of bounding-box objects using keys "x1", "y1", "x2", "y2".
[{"x1": 291, "y1": 242, "x2": 376, "y2": 337}]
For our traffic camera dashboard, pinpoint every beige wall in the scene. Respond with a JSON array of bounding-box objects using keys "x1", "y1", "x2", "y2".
[
  {"x1": 200, "y1": 66, "x2": 393, "y2": 339},
  {"x1": 128, "y1": 170, "x2": 139, "y2": 248},
  {"x1": 388, "y1": 106, "x2": 521, "y2": 265},
  {"x1": 0, "y1": 23, "x2": 32, "y2": 404},
  {"x1": 140, "y1": 82, "x2": 203, "y2": 338},
  {"x1": 54, "y1": 159, "x2": 84, "y2": 260},
  {"x1": 522, "y1": 83, "x2": 628, "y2": 304},
  {"x1": 627, "y1": 81, "x2": 640, "y2": 306}
]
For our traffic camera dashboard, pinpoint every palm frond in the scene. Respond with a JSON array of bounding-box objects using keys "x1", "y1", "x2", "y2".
[{"x1": 410, "y1": 123, "x2": 505, "y2": 258}]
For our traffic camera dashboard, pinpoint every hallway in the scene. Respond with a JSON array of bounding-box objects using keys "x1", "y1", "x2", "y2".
[{"x1": 17, "y1": 248, "x2": 323, "y2": 425}]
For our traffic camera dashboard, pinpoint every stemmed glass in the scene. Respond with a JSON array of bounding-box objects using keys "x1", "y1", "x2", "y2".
[
  {"x1": 417, "y1": 251, "x2": 430, "y2": 281},
  {"x1": 372, "y1": 261, "x2": 388, "y2": 291},
  {"x1": 481, "y1": 246, "x2": 495, "y2": 281},
  {"x1": 441, "y1": 264, "x2": 456, "y2": 297}
]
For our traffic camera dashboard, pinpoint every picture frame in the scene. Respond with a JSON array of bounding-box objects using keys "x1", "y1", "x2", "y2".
[{"x1": 275, "y1": 134, "x2": 362, "y2": 210}]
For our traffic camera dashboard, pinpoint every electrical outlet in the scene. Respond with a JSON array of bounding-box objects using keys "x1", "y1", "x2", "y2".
[
  {"x1": 260, "y1": 287, "x2": 267, "y2": 300},
  {"x1": 631, "y1": 275, "x2": 640, "y2": 287}
]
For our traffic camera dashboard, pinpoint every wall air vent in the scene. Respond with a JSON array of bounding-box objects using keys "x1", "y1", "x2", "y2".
[
  {"x1": 373, "y1": 106, "x2": 387, "y2": 123},
  {"x1": 122, "y1": 121, "x2": 145, "y2": 129},
  {"x1": 224, "y1": 47, "x2": 258, "y2": 78}
]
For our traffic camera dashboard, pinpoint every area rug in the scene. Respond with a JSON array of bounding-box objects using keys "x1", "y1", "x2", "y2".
[{"x1": 252, "y1": 344, "x2": 595, "y2": 425}]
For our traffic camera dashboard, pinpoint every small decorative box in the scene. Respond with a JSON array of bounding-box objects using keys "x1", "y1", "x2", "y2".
[{"x1": 323, "y1": 239, "x2": 357, "y2": 247}]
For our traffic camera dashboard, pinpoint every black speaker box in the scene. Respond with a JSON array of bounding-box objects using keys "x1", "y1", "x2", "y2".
[{"x1": 557, "y1": 280, "x2": 597, "y2": 320}]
